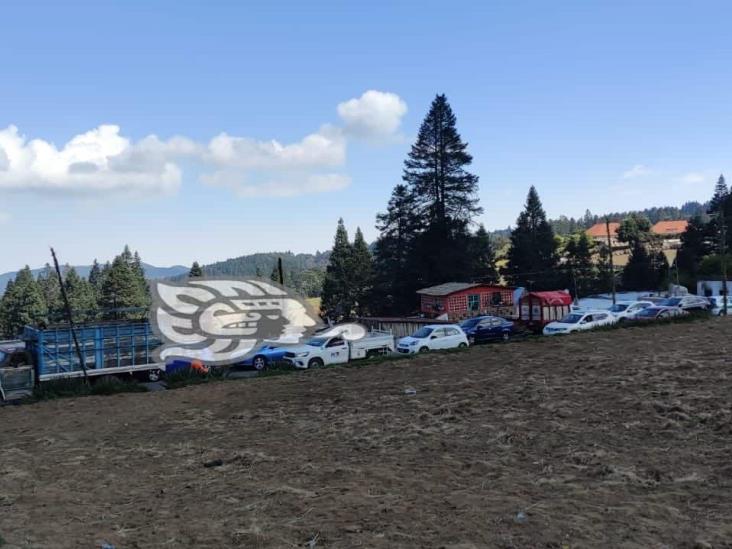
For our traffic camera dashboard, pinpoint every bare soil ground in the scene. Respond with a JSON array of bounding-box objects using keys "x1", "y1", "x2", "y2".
[{"x1": 1, "y1": 319, "x2": 731, "y2": 548}]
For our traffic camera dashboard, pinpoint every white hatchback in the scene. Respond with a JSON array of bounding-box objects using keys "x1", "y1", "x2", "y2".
[
  {"x1": 543, "y1": 310, "x2": 617, "y2": 336},
  {"x1": 396, "y1": 324, "x2": 469, "y2": 354}
]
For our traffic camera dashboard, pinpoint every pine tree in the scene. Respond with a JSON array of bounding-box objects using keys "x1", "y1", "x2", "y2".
[
  {"x1": 36, "y1": 263, "x2": 62, "y2": 322},
  {"x1": 64, "y1": 267, "x2": 98, "y2": 322},
  {"x1": 564, "y1": 232, "x2": 596, "y2": 297},
  {"x1": 270, "y1": 263, "x2": 282, "y2": 284},
  {"x1": 468, "y1": 224, "x2": 499, "y2": 283},
  {"x1": 503, "y1": 187, "x2": 559, "y2": 290},
  {"x1": 0, "y1": 266, "x2": 47, "y2": 336},
  {"x1": 676, "y1": 215, "x2": 714, "y2": 288},
  {"x1": 709, "y1": 174, "x2": 728, "y2": 213},
  {"x1": 371, "y1": 184, "x2": 421, "y2": 314},
  {"x1": 100, "y1": 250, "x2": 149, "y2": 318},
  {"x1": 350, "y1": 228, "x2": 374, "y2": 316},
  {"x1": 88, "y1": 259, "x2": 104, "y2": 298},
  {"x1": 404, "y1": 94, "x2": 481, "y2": 227},
  {"x1": 189, "y1": 261, "x2": 204, "y2": 278},
  {"x1": 321, "y1": 219, "x2": 355, "y2": 320}
]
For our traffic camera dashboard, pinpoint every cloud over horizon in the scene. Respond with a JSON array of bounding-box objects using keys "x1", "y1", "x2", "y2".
[{"x1": 0, "y1": 90, "x2": 407, "y2": 198}]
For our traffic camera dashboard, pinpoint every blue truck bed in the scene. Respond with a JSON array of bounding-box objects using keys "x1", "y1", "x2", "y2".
[{"x1": 23, "y1": 322, "x2": 162, "y2": 380}]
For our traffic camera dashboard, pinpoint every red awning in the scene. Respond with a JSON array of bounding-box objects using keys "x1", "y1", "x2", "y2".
[{"x1": 523, "y1": 291, "x2": 573, "y2": 306}]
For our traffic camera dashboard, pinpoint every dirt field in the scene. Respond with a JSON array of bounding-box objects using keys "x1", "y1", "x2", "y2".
[{"x1": 1, "y1": 320, "x2": 731, "y2": 548}]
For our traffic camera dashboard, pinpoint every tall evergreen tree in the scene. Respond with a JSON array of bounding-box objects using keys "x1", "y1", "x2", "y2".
[
  {"x1": 36, "y1": 263, "x2": 62, "y2": 321},
  {"x1": 399, "y1": 94, "x2": 482, "y2": 290},
  {"x1": 676, "y1": 215, "x2": 714, "y2": 288},
  {"x1": 189, "y1": 261, "x2": 204, "y2": 278},
  {"x1": 564, "y1": 232, "x2": 596, "y2": 297},
  {"x1": 371, "y1": 184, "x2": 421, "y2": 314},
  {"x1": 64, "y1": 267, "x2": 98, "y2": 322},
  {"x1": 321, "y1": 219, "x2": 355, "y2": 320},
  {"x1": 99, "y1": 249, "x2": 149, "y2": 318},
  {"x1": 503, "y1": 187, "x2": 559, "y2": 290},
  {"x1": 709, "y1": 174, "x2": 728, "y2": 213},
  {"x1": 88, "y1": 259, "x2": 104, "y2": 299},
  {"x1": 0, "y1": 266, "x2": 47, "y2": 336},
  {"x1": 349, "y1": 228, "x2": 374, "y2": 316},
  {"x1": 468, "y1": 224, "x2": 499, "y2": 283},
  {"x1": 403, "y1": 94, "x2": 482, "y2": 227}
]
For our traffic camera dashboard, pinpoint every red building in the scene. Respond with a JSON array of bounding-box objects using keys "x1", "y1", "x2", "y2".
[
  {"x1": 518, "y1": 290, "x2": 573, "y2": 330},
  {"x1": 417, "y1": 282, "x2": 515, "y2": 320}
]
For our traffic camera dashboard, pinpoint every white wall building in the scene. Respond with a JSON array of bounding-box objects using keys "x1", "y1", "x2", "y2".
[{"x1": 697, "y1": 279, "x2": 732, "y2": 297}]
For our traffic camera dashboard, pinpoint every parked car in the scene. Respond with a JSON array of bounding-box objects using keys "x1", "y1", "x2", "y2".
[
  {"x1": 242, "y1": 343, "x2": 290, "y2": 371},
  {"x1": 707, "y1": 296, "x2": 732, "y2": 316},
  {"x1": 656, "y1": 295, "x2": 710, "y2": 311},
  {"x1": 459, "y1": 316, "x2": 514, "y2": 344},
  {"x1": 607, "y1": 300, "x2": 655, "y2": 321},
  {"x1": 283, "y1": 331, "x2": 395, "y2": 369},
  {"x1": 633, "y1": 306, "x2": 687, "y2": 321},
  {"x1": 396, "y1": 325, "x2": 469, "y2": 354},
  {"x1": 543, "y1": 310, "x2": 616, "y2": 335}
]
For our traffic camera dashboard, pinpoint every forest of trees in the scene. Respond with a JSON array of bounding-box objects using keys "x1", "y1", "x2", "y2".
[{"x1": 0, "y1": 246, "x2": 150, "y2": 337}]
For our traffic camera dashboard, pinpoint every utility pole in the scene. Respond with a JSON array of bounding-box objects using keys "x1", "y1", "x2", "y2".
[
  {"x1": 721, "y1": 214, "x2": 728, "y2": 316},
  {"x1": 50, "y1": 247, "x2": 89, "y2": 384},
  {"x1": 277, "y1": 257, "x2": 284, "y2": 286},
  {"x1": 605, "y1": 217, "x2": 616, "y2": 305}
]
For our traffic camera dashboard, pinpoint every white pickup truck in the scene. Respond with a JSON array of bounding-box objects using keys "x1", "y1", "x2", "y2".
[{"x1": 283, "y1": 331, "x2": 395, "y2": 369}]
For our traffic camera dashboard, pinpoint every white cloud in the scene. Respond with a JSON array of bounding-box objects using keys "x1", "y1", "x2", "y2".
[
  {"x1": 205, "y1": 125, "x2": 345, "y2": 170},
  {"x1": 337, "y1": 90, "x2": 407, "y2": 139},
  {"x1": 0, "y1": 211, "x2": 10, "y2": 224},
  {"x1": 202, "y1": 172, "x2": 351, "y2": 197},
  {"x1": 0, "y1": 125, "x2": 182, "y2": 195},
  {"x1": 679, "y1": 171, "x2": 706, "y2": 184},
  {"x1": 0, "y1": 89, "x2": 406, "y2": 198},
  {"x1": 621, "y1": 164, "x2": 652, "y2": 179}
]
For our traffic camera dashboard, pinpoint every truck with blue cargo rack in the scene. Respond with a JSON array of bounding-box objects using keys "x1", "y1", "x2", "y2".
[{"x1": 0, "y1": 321, "x2": 165, "y2": 400}]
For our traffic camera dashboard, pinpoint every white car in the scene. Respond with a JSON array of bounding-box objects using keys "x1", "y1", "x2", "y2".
[
  {"x1": 607, "y1": 300, "x2": 655, "y2": 321},
  {"x1": 543, "y1": 310, "x2": 617, "y2": 336},
  {"x1": 707, "y1": 296, "x2": 732, "y2": 316},
  {"x1": 396, "y1": 324, "x2": 469, "y2": 354},
  {"x1": 283, "y1": 332, "x2": 395, "y2": 369}
]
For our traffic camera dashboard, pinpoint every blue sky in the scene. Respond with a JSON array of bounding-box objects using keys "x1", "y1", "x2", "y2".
[{"x1": 1, "y1": 0, "x2": 731, "y2": 273}]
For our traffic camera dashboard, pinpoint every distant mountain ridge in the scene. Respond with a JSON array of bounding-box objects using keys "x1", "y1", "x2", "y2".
[{"x1": 0, "y1": 262, "x2": 189, "y2": 294}]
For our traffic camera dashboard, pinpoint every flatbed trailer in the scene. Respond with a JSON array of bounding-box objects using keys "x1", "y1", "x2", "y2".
[{"x1": 0, "y1": 322, "x2": 165, "y2": 400}]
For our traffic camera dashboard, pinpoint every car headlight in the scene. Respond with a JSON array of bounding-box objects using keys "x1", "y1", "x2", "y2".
[
  {"x1": 409, "y1": 340, "x2": 418, "y2": 346},
  {"x1": 295, "y1": 351, "x2": 309, "y2": 357}
]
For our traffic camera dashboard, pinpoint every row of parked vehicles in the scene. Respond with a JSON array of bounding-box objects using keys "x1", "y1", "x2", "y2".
[
  {"x1": 242, "y1": 293, "x2": 727, "y2": 369},
  {"x1": 543, "y1": 294, "x2": 719, "y2": 335}
]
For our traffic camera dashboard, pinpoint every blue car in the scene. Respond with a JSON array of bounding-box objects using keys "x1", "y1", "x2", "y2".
[
  {"x1": 240, "y1": 343, "x2": 289, "y2": 370},
  {"x1": 459, "y1": 316, "x2": 514, "y2": 344}
]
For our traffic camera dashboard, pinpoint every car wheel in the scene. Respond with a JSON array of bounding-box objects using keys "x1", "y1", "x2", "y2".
[
  {"x1": 308, "y1": 357, "x2": 324, "y2": 369},
  {"x1": 458, "y1": 342, "x2": 467, "y2": 348},
  {"x1": 501, "y1": 332, "x2": 510, "y2": 341},
  {"x1": 252, "y1": 355, "x2": 267, "y2": 371},
  {"x1": 418, "y1": 346, "x2": 429, "y2": 353},
  {"x1": 147, "y1": 369, "x2": 161, "y2": 382}
]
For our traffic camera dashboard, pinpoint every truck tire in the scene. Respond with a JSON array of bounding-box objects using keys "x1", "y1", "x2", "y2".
[
  {"x1": 308, "y1": 357, "x2": 324, "y2": 369},
  {"x1": 252, "y1": 355, "x2": 267, "y2": 371},
  {"x1": 147, "y1": 369, "x2": 162, "y2": 382}
]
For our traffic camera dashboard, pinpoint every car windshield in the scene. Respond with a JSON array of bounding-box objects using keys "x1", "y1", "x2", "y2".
[
  {"x1": 306, "y1": 337, "x2": 328, "y2": 347},
  {"x1": 412, "y1": 327, "x2": 434, "y2": 338},
  {"x1": 608, "y1": 304, "x2": 628, "y2": 312},
  {"x1": 659, "y1": 297, "x2": 681, "y2": 306},
  {"x1": 637, "y1": 308, "x2": 657, "y2": 317},
  {"x1": 459, "y1": 318, "x2": 481, "y2": 329},
  {"x1": 559, "y1": 313, "x2": 583, "y2": 324}
]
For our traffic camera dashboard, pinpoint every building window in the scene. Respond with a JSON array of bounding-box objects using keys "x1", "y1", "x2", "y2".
[
  {"x1": 491, "y1": 291, "x2": 503, "y2": 305},
  {"x1": 468, "y1": 294, "x2": 480, "y2": 311}
]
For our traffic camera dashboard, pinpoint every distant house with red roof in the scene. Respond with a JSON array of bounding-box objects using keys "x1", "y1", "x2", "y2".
[
  {"x1": 652, "y1": 220, "x2": 688, "y2": 249},
  {"x1": 585, "y1": 222, "x2": 620, "y2": 247}
]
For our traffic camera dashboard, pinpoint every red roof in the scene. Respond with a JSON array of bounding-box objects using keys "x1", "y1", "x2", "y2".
[
  {"x1": 522, "y1": 291, "x2": 573, "y2": 305},
  {"x1": 586, "y1": 222, "x2": 619, "y2": 238},
  {"x1": 651, "y1": 220, "x2": 688, "y2": 235}
]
